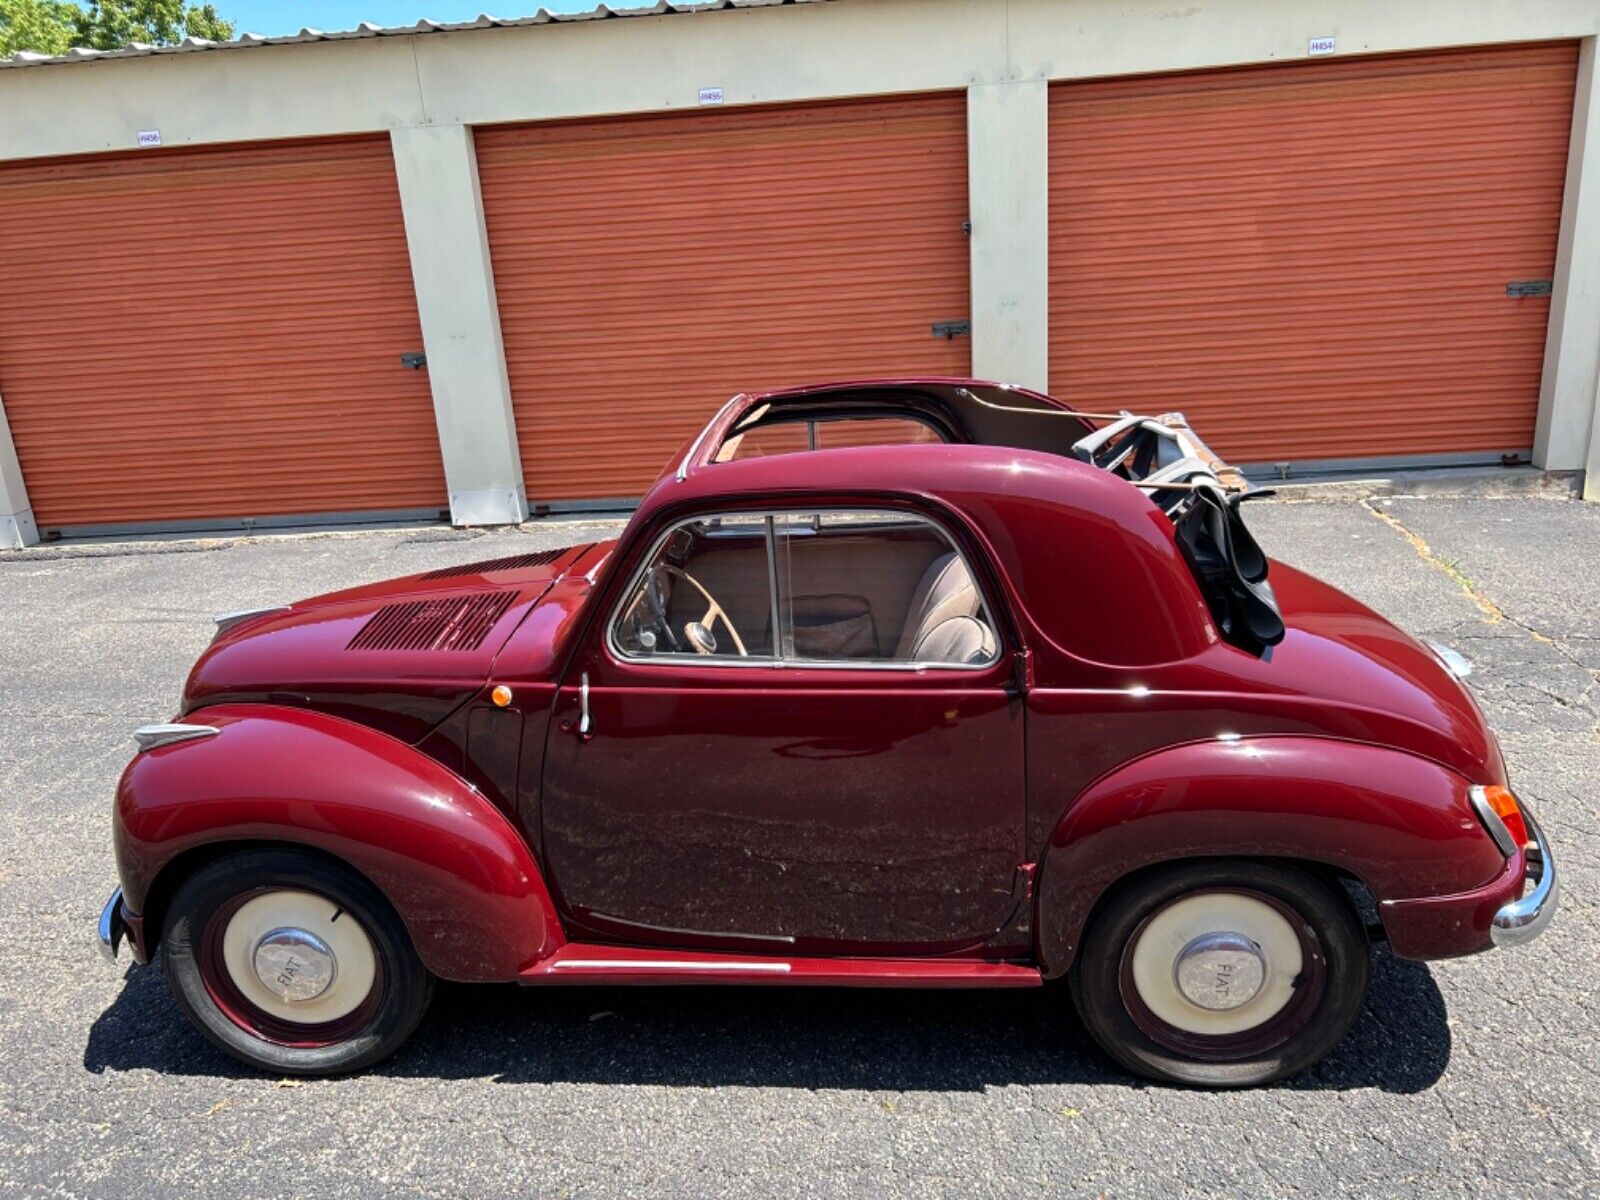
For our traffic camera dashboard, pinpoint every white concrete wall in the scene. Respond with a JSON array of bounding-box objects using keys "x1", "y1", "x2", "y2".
[
  {"x1": 390, "y1": 125, "x2": 528, "y2": 526},
  {"x1": 967, "y1": 80, "x2": 1050, "y2": 391},
  {"x1": 3, "y1": 0, "x2": 1599, "y2": 529},
  {"x1": 1537, "y1": 38, "x2": 1600, "y2": 474},
  {"x1": 6, "y1": 0, "x2": 1595, "y2": 159},
  {"x1": 0, "y1": 391, "x2": 39, "y2": 548}
]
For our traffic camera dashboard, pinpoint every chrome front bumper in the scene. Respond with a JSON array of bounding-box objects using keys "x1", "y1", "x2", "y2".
[
  {"x1": 1491, "y1": 808, "x2": 1558, "y2": 948},
  {"x1": 98, "y1": 887, "x2": 126, "y2": 963}
]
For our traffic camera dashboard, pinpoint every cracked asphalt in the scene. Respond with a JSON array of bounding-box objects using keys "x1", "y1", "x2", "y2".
[{"x1": 0, "y1": 477, "x2": 1595, "y2": 1198}]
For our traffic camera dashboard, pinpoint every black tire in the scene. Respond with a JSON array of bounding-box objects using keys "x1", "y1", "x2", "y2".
[
  {"x1": 161, "y1": 848, "x2": 434, "y2": 1076},
  {"x1": 1069, "y1": 860, "x2": 1369, "y2": 1088}
]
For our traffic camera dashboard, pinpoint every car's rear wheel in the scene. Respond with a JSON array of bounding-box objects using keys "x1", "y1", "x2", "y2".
[
  {"x1": 1070, "y1": 860, "x2": 1368, "y2": 1087},
  {"x1": 162, "y1": 848, "x2": 433, "y2": 1076}
]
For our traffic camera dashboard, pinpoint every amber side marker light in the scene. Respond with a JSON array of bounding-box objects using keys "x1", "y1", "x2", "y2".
[
  {"x1": 1470, "y1": 785, "x2": 1529, "y2": 855},
  {"x1": 491, "y1": 685, "x2": 514, "y2": 708}
]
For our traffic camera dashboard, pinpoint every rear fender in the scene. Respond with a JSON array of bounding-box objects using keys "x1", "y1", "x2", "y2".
[
  {"x1": 115, "y1": 704, "x2": 564, "y2": 982},
  {"x1": 1034, "y1": 737, "x2": 1506, "y2": 976}
]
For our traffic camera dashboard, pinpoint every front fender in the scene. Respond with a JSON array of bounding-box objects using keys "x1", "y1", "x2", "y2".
[
  {"x1": 114, "y1": 704, "x2": 564, "y2": 982},
  {"x1": 1034, "y1": 737, "x2": 1506, "y2": 977}
]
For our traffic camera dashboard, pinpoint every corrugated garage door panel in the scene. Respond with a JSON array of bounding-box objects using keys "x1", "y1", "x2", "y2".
[
  {"x1": 0, "y1": 136, "x2": 445, "y2": 528},
  {"x1": 476, "y1": 94, "x2": 970, "y2": 502},
  {"x1": 1049, "y1": 43, "x2": 1577, "y2": 463}
]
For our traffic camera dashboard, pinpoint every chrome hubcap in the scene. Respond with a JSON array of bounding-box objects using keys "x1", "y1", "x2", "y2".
[
  {"x1": 1173, "y1": 931, "x2": 1267, "y2": 1011},
  {"x1": 252, "y1": 927, "x2": 338, "y2": 1003}
]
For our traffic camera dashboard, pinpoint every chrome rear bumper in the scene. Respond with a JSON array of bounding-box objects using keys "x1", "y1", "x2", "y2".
[
  {"x1": 98, "y1": 887, "x2": 126, "y2": 963},
  {"x1": 1491, "y1": 808, "x2": 1558, "y2": 948}
]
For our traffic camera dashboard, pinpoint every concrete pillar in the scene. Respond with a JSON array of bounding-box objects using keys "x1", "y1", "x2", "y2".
[
  {"x1": 967, "y1": 79, "x2": 1050, "y2": 392},
  {"x1": 1583, "y1": 363, "x2": 1600, "y2": 500},
  {"x1": 390, "y1": 124, "x2": 528, "y2": 526},
  {"x1": 0, "y1": 390, "x2": 40, "y2": 549},
  {"x1": 1536, "y1": 37, "x2": 1600, "y2": 481}
]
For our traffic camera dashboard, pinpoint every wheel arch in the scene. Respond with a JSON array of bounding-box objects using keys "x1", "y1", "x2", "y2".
[
  {"x1": 1032, "y1": 736, "x2": 1504, "y2": 977},
  {"x1": 138, "y1": 839, "x2": 391, "y2": 966},
  {"x1": 1060, "y1": 851, "x2": 1378, "y2": 974},
  {"x1": 115, "y1": 703, "x2": 566, "y2": 982}
]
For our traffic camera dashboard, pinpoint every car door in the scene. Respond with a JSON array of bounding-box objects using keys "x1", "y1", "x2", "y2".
[{"x1": 539, "y1": 507, "x2": 1027, "y2": 957}]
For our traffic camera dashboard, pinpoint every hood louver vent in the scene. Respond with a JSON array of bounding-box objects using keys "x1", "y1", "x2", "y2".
[
  {"x1": 347, "y1": 590, "x2": 518, "y2": 653},
  {"x1": 419, "y1": 549, "x2": 564, "y2": 580}
]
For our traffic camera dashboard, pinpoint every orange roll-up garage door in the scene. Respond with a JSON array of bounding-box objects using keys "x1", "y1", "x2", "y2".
[
  {"x1": 0, "y1": 136, "x2": 446, "y2": 530},
  {"x1": 1048, "y1": 44, "x2": 1577, "y2": 465},
  {"x1": 476, "y1": 93, "x2": 971, "y2": 503}
]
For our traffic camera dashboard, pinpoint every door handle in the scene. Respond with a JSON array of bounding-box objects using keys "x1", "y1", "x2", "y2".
[{"x1": 577, "y1": 672, "x2": 593, "y2": 740}]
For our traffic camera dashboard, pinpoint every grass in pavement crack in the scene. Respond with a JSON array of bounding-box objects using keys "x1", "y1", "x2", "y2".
[{"x1": 1360, "y1": 498, "x2": 1551, "y2": 641}]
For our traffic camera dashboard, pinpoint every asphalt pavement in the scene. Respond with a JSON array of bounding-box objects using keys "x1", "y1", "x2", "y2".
[{"x1": 0, "y1": 476, "x2": 1595, "y2": 1198}]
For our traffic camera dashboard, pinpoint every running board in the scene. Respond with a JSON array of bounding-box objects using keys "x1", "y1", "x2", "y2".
[{"x1": 519, "y1": 944, "x2": 1043, "y2": 988}]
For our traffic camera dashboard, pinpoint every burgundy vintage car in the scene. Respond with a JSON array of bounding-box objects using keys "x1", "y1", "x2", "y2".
[{"x1": 98, "y1": 379, "x2": 1555, "y2": 1086}]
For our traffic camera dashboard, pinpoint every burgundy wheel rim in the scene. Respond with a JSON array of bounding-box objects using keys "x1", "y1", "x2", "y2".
[
  {"x1": 198, "y1": 889, "x2": 385, "y2": 1049},
  {"x1": 1117, "y1": 887, "x2": 1328, "y2": 1062}
]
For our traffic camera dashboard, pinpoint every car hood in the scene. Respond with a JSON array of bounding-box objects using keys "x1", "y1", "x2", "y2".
[
  {"x1": 181, "y1": 544, "x2": 594, "y2": 742},
  {"x1": 1222, "y1": 561, "x2": 1501, "y2": 783}
]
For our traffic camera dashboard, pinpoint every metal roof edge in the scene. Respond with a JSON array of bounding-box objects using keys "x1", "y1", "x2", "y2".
[{"x1": 0, "y1": 0, "x2": 826, "y2": 71}]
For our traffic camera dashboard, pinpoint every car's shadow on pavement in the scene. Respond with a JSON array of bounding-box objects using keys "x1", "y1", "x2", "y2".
[{"x1": 84, "y1": 946, "x2": 1450, "y2": 1093}]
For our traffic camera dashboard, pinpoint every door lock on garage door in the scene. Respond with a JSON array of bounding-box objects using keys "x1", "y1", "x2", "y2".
[
  {"x1": 932, "y1": 320, "x2": 971, "y2": 340},
  {"x1": 400, "y1": 352, "x2": 428, "y2": 369}
]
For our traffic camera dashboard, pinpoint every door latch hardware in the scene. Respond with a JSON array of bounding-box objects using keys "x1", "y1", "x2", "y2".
[
  {"x1": 932, "y1": 320, "x2": 971, "y2": 340},
  {"x1": 1505, "y1": 280, "x2": 1552, "y2": 298},
  {"x1": 400, "y1": 352, "x2": 428, "y2": 369}
]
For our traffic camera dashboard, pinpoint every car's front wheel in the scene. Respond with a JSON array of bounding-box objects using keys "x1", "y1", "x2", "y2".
[
  {"x1": 1070, "y1": 860, "x2": 1369, "y2": 1087},
  {"x1": 162, "y1": 848, "x2": 434, "y2": 1076}
]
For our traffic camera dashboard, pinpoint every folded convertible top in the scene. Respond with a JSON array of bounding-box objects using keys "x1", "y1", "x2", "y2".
[{"x1": 1072, "y1": 412, "x2": 1284, "y2": 656}]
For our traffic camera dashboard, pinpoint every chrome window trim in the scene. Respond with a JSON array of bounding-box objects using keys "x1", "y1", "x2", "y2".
[
  {"x1": 605, "y1": 506, "x2": 1002, "y2": 673},
  {"x1": 677, "y1": 393, "x2": 744, "y2": 482},
  {"x1": 763, "y1": 514, "x2": 783, "y2": 654}
]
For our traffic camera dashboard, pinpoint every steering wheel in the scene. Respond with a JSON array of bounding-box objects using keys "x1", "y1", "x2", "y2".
[{"x1": 644, "y1": 564, "x2": 749, "y2": 657}]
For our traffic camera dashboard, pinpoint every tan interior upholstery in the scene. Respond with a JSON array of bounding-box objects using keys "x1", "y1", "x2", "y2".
[
  {"x1": 657, "y1": 525, "x2": 995, "y2": 664},
  {"x1": 681, "y1": 533, "x2": 950, "y2": 656},
  {"x1": 911, "y1": 614, "x2": 997, "y2": 664},
  {"x1": 893, "y1": 552, "x2": 984, "y2": 659}
]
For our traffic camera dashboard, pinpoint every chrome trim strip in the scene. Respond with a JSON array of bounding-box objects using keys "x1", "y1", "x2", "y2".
[
  {"x1": 677, "y1": 393, "x2": 744, "y2": 482},
  {"x1": 606, "y1": 652, "x2": 994, "y2": 673},
  {"x1": 578, "y1": 673, "x2": 592, "y2": 738},
  {"x1": 213, "y1": 605, "x2": 290, "y2": 636},
  {"x1": 98, "y1": 887, "x2": 125, "y2": 964},
  {"x1": 763, "y1": 515, "x2": 783, "y2": 654},
  {"x1": 1427, "y1": 641, "x2": 1474, "y2": 679},
  {"x1": 1491, "y1": 807, "x2": 1558, "y2": 948},
  {"x1": 1469, "y1": 785, "x2": 1519, "y2": 857},
  {"x1": 133, "y1": 723, "x2": 221, "y2": 752},
  {"x1": 552, "y1": 960, "x2": 792, "y2": 972}
]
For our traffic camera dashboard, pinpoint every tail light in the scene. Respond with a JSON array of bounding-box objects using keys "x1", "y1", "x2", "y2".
[{"x1": 1470, "y1": 785, "x2": 1530, "y2": 856}]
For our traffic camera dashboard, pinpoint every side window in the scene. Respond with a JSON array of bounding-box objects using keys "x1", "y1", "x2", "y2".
[
  {"x1": 813, "y1": 418, "x2": 944, "y2": 450},
  {"x1": 612, "y1": 509, "x2": 999, "y2": 668},
  {"x1": 715, "y1": 414, "x2": 948, "y2": 462},
  {"x1": 716, "y1": 423, "x2": 809, "y2": 461},
  {"x1": 611, "y1": 515, "x2": 775, "y2": 660},
  {"x1": 773, "y1": 512, "x2": 998, "y2": 665}
]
